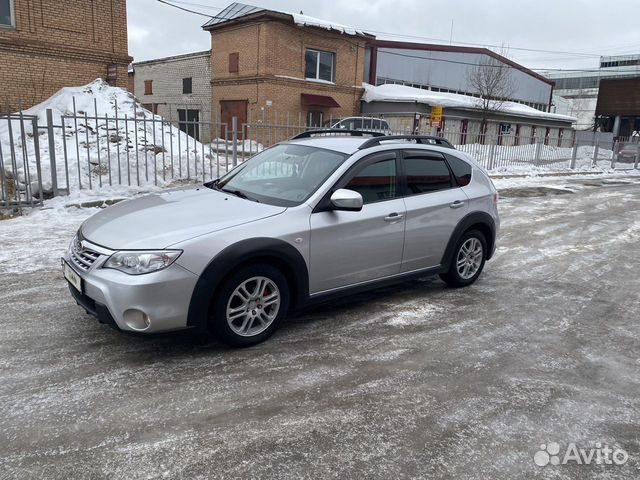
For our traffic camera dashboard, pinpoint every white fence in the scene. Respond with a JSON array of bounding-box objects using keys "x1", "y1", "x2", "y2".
[{"x1": 1, "y1": 104, "x2": 639, "y2": 210}]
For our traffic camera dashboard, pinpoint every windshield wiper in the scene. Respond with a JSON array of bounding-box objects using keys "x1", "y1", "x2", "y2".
[
  {"x1": 221, "y1": 188, "x2": 260, "y2": 203},
  {"x1": 204, "y1": 179, "x2": 220, "y2": 190}
]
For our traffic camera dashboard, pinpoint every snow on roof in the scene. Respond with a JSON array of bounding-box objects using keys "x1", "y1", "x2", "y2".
[
  {"x1": 362, "y1": 83, "x2": 577, "y2": 123},
  {"x1": 203, "y1": 2, "x2": 369, "y2": 36},
  {"x1": 290, "y1": 12, "x2": 367, "y2": 36}
]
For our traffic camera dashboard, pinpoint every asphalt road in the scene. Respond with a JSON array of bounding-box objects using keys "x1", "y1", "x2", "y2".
[{"x1": 1, "y1": 177, "x2": 640, "y2": 479}]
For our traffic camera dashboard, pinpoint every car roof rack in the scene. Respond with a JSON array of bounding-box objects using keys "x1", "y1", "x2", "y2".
[
  {"x1": 358, "y1": 135, "x2": 455, "y2": 150},
  {"x1": 291, "y1": 129, "x2": 387, "y2": 140}
]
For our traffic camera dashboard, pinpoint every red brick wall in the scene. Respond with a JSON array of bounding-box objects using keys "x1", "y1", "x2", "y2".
[
  {"x1": 0, "y1": 0, "x2": 131, "y2": 112},
  {"x1": 210, "y1": 18, "x2": 366, "y2": 121}
]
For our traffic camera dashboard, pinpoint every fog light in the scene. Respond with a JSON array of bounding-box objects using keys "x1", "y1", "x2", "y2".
[{"x1": 123, "y1": 309, "x2": 151, "y2": 331}]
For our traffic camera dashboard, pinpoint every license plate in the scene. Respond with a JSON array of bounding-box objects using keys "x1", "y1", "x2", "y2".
[{"x1": 62, "y1": 259, "x2": 83, "y2": 293}]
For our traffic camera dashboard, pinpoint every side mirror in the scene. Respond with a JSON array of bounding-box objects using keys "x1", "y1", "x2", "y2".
[{"x1": 330, "y1": 188, "x2": 363, "y2": 212}]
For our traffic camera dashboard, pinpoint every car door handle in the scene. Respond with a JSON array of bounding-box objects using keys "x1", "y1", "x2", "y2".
[
  {"x1": 384, "y1": 213, "x2": 404, "y2": 222},
  {"x1": 450, "y1": 200, "x2": 465, "y2": 209}
]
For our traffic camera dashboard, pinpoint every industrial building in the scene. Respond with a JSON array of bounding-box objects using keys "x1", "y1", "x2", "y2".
[
  {"x1": 595, "y1": 76, "x2": 640, "y2": 137},
  {"x1": 365, "y1": 40, "x2": 554, "y2": 113},
  {"x1": 543, "y1": 54, "x2": 640, "y2": 131}
]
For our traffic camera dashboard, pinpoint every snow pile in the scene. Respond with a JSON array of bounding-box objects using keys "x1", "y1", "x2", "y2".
[
  {"x1": 362, "y1": 83, "x2": 577, "y2": 123},
  {"x1": 0, "y1": 79, "x2": 223, "y2": 201}
]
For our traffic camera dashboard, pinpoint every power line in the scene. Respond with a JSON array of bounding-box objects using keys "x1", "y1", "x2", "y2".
[
  {"x1": 156, "y1": 0, "x2": 216, "y2": 17},
  {"x1": 155, "y1": 0, "x2": 640, "y2": 69},
  {"x1": 166, "y1": 0, "x2": 225, "y2": 10}
]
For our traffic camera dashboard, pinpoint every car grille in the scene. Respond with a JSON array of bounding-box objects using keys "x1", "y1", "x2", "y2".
[{"x1": 70, "y1": 235, "x2": 100, "y2": 271}]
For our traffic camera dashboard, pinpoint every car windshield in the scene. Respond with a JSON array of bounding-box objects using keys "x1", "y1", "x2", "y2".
[{"x1": 213, "y1": 144, "x2": 348, "y2": 206}]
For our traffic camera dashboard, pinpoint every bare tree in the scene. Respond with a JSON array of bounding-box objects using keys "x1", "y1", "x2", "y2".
[{"x1": 467, "y1": 53, "x2": 517, "y2": 140}]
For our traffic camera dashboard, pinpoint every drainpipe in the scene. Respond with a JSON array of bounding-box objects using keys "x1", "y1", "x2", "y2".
[{"x1": 612, "y1": 115, "x2": 621, "y2": 137}]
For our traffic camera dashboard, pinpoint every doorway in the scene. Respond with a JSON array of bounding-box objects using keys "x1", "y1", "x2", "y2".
[{"x1": 220, "y1": 100, "x2": 248, "y2": 139}]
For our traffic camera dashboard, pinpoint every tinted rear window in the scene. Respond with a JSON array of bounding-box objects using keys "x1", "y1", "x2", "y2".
[
  {"x1": 445, "y1": 155, "x2": 472, "y2": 187},
  {"x1": 403, "y1": 153, "x2": 452, "y2": 194}
]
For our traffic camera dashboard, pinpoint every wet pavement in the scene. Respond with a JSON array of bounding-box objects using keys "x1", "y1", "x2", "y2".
[{"x1": 1, "y1": 177, "x2": 640, "y2": 479}]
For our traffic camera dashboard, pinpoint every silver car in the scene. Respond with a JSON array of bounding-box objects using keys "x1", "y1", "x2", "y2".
[{"x1": 63, "y1": 132, "x2": 500, "y2": 347}]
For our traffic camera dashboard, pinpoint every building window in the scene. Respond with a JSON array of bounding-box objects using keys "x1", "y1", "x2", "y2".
[
  {"x1": 0, "y1": 0, "x2": 14, "y2": 27},
  {"x1": 178, "y1": 109, "x2": 200, "y2": 141},
  {"x1": 144, "y1": 80, "x2": 153, "y2": 95},
  {"x1": 305, "y1": 49, "x2": 335, "y2": 83},
  {"x1": 142, "y1": 103, "x2": 158, "y2": 114},
  {"x1": 229, "y1": 52, "x2": 239, "y2": 73},
  {"x1": 183, "y1": 77, "x2": 193, "y2": 94}
]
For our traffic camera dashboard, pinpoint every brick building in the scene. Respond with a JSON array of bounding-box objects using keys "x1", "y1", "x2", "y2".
[
  {"x1": 0, "y1": 0, "x2": 131, "y2": 112},
  {"x1": 202, "y1": 2, "x2": 373, "y2": 128},
  {"x1": 131, "y1": 51, "x2": 213, "y2": 142}
]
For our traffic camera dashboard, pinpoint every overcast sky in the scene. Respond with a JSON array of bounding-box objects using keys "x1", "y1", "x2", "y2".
[{"x1": 127, "y1": 0, "x2": 640, "y2": 72}]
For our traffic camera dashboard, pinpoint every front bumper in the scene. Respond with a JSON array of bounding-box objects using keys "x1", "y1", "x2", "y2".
[{"x1": 63, "y1": 240, "x2": 200, "y2": 333}]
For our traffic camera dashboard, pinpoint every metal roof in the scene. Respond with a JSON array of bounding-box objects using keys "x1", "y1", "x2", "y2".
[{"x1": 202, "y1": 2, "x2": 264, "y2": 29}]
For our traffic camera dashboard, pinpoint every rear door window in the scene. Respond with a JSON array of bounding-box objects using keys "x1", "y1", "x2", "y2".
[{"x1": 402, "y1": 151, "x2": 453, "y2": 195}]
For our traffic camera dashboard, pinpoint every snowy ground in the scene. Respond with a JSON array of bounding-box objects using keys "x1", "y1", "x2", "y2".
[{"x1": 1, "y1": 174, "x2": 640, "y2": 478}]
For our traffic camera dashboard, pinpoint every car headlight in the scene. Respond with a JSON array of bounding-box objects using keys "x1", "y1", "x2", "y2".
[{"x1": 103, "y1": 250, "x2": 182, "y2": 275}]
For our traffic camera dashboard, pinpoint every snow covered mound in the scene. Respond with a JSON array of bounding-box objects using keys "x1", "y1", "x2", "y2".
[
  {"x1": 1, "y1": 79, "x2": 220, "y2": 200},
  {"x1": 22, "y1": 79, "x2": 138, "y2": 126}
]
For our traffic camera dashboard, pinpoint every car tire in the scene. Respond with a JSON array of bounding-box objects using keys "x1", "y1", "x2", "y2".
[
  {"x1": 439, "y1": 229, "x2": 487, "y2": 288},
  {"x1": 210, "y1": 264, "x2": 290, "y2": 347}
]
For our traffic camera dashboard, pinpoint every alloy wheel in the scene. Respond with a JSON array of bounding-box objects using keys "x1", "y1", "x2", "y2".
[
  {"x1": 226, "y1": 276, "x2": 280, "y2": 337},
  {"x1": 456, "y1": 238, "x2": 483, "y2": 280}
]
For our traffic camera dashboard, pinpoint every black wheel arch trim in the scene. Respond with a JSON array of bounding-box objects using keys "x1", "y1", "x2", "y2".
[
  {"x1": 186, "y1": 238, "x2": 309, "y2": 330},
  {"x1": 441, "y1": 211, "x2": 496, "y2": 270}
]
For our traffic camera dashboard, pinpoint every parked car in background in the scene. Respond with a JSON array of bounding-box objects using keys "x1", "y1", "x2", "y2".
[
  {"x1": 63, "y1": 131, "x2": 499, "y2": 347},
  {"x1": 326, "y1": 117, "x2": 391, "y2": 133},
  {"x1": 616, "y1": 141, "x2": 639, "y2": 163}
]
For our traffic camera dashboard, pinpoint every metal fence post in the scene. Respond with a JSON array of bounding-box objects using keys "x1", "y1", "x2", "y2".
[
  {"x1": 488, "y1": 142, "x2": 496, "y2": 170},
  {"x1": 232, "y1": 116, "x2": 238, "y2": 167},
  {"x1": 635, "y1": 153, "x2": 639, "y2": 170},
  {"x1": 610, "y1": 141, "x2": 617, "y2": 169},
  {"x1": 570, "y1": 143, "x2": 578, "y2": 169},
  {"x1": 45, "y1": 108, "x2": 58, "y2": 197},
  {"x1": 592, "y1": 142, "x2": 599, "y2": 168},
  {"x1": 534, "y1": 141, "x2": 542, "y2": 167},
  {"x1": 31, "y1": 117, "x2": 44, "y2": 206}
]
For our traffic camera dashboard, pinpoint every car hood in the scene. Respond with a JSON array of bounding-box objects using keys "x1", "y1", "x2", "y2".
[{"x1": 81, "y1": 187, "x2": 287, "y2": 249}]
